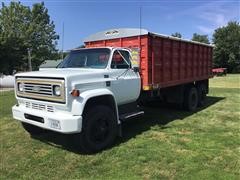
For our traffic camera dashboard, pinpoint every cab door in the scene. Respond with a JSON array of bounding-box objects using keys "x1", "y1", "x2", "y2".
[{"x1": 108, "y1": 49, "x2": 141, "y2": 105}]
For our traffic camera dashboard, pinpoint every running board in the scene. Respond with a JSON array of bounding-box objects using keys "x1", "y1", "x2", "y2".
[{"x1": 119, "y1": 111, "x2": 144, "y2": 122}]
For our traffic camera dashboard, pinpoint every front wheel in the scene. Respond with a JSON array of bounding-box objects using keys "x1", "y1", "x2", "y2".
[
  {"x1": 21, "y1": 122, "x2": 45, "y2": 135},
  {"x1": 75, "y1": 105, "x2": 118, "y2": 153}
]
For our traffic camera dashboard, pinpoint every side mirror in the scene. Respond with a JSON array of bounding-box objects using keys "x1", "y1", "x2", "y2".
[{"x1": 133, "y1": 67, "x2": 140, "y2": 73}]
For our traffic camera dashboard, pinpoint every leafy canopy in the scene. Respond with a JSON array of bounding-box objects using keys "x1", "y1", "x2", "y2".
[
  {"x1": 171, "y1": 32, "x2": 182, "y2": 38},
  {"x1": 0, "y1": 2, "x2": 59, "y2": 74},
  {"x1": 191, "y1": 33, "x2": 210, "y2": 44},
  {"x1": 212, "y1": 21, "x2": 240, "y2": 73}
]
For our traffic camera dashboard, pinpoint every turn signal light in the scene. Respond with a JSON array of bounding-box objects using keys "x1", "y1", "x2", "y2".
[{"x1": 71, "y1": 89, "x2": 80, "y2": 97}]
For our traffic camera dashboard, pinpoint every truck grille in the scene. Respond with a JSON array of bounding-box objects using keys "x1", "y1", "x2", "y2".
[
  {"x1": 16, "y1": 77, "x2": 65, "y2": 103},
  {"x1": 25, "y1": 101, "x2": 54, "y2": 112},
  {"x1": 23, "y1": 83, "x2": 53, "y2": 95}
]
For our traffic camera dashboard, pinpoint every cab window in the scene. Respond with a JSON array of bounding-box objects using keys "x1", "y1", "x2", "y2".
[
  {"x1": 111, "y1": 50, "x2": 131, "y2": 69},
  {"x1": 58, "y1": 48, "x2": 110, "y2": 69}
]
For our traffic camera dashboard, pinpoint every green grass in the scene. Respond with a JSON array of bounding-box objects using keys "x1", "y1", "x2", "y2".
[{"x1": 1, "y1": 75, "x2": 240, "y2": 179}]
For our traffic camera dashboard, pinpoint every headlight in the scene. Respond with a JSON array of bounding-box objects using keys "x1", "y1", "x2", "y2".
[
  {"x1": 53, "y1": 85, "x2": 61, "y2": 96},
  {"x1": 18, "y1": 82, "x2": 24, "y2": 92}
]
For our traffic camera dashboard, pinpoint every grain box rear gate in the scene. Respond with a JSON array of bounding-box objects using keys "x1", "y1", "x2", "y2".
[{"x1": 84, "y1": 28, "x2": 213, "y2": 90}]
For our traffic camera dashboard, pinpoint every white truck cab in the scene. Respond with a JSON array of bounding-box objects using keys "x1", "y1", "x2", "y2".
[{"x1": 12, "y1": 47, "x2": 142, "y2": 152}]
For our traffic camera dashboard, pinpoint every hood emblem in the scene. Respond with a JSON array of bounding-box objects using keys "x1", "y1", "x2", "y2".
[{"x1": 33, "y1": 86, "x2": 40, "y2": 92}]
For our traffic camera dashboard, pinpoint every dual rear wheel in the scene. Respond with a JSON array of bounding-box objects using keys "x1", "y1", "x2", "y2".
[{"x1": 184, "y1": 84, "x2": 207, "y2": 111}]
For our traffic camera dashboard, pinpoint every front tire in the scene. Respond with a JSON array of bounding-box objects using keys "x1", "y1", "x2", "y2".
[
  {"x1": 76, "y1": 105, "x2": 117, "y2": 153},
  {"x1": 21, "y1": 122, "x2": 45, "y2": 135}
]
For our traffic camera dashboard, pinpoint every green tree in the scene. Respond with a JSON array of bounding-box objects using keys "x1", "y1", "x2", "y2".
[
  {"x1": 191, "y1": 33, "x2": 210, "y2": 44},
  {"x1": 212, "y1": 21, "x2": 240, "y2": 73},
  {"x1": 28, "y1": 2, "x2": 59, "y2": 70},
  {"x1": 0, "y1": 2, "x2": 59, "y2": 74},
  {"x1": 51, "y1": 51, "x2": 68, "y2": 60},
  {"x1": 171, "y1": 32, "x2": 182, "y2": 38},
  {"x1": 0, "y1": 2, "x2": 31, "y2": 74}
]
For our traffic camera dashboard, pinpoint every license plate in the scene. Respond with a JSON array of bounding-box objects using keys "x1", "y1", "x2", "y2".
[{"x1": 49, "y1": 119, "x2": 61, "y2": 130}]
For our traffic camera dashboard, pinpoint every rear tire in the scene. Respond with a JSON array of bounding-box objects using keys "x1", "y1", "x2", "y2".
[
  {"x1": 21, "y1": 122, "x2": 45, "y2": 135},
  {"x1": 75, "y1": 105, "x2": 117, "y2": 153},
  {"x1": 197, "y1": 83, "x2": 207, "y2": 107},
  {"x1": 184, "y1": 86, "x2": 198, "y2": 111}
]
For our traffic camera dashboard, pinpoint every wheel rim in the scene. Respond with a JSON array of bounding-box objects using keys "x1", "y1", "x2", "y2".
[{"x1": 90, "y1": 117, "x2": 110, "y2": 143}]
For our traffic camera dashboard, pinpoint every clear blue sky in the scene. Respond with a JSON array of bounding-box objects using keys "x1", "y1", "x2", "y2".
[{"x1": 3, "y1": 0, "x2": 240, "y2": 51}]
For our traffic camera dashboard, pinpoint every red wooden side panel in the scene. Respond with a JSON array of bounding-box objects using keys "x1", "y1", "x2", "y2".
[
  {"x1": 151, "y1": 38, "x2": 162, "y2": 84},
  {"x1": 150, "y1": 35, "x2": 212, "y2": 88},
  {"x1": 209, "y1": 48, "x2": 213, "y2": 76},
  {"x1": 187, "y1": 44, "x2": 193, "y2": 79},
  {"x1": 180, "y1": 42, "x2": 187, "y2": 79},
  {"x1": 172, "y1": 41, "x2": 180, "y2": 81}
]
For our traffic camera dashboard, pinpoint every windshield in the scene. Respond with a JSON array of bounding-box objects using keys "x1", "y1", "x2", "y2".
[{"x1": 58, "y1": 48, "x2": 110, "y2": 69}]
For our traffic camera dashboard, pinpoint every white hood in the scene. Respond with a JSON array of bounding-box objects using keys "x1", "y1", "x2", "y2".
[{"x1": 15, "y1": 68, "x2": 106, "y2": 79}]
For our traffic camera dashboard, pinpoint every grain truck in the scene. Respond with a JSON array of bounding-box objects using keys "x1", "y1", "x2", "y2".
[{"x1": 12, "y1": 28, "x2": 213, "y2": 152}]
